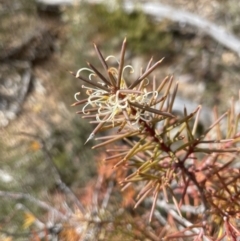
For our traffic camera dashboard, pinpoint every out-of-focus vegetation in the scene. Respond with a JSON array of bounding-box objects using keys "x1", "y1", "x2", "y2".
[{"x1": 0, "y1": 0, "x2": 240, "y2": 240}]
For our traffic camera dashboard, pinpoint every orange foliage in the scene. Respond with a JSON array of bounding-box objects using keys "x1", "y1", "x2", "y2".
[{"x1": 58, "y1": 225, "x2": 80, "y2": 241}]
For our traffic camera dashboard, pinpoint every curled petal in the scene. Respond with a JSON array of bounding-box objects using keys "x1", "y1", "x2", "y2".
[
  {"x1": 76, "y1": 68, "x2": 94, "y2": 78},
  {"x1": 105, "y1": 55, "x2": 119, "y2": 64},
  {"x1": 74, "y1": 92, "x2": 81, "y2": 101},
  {"x1": 141, "y1": 91, "x2": 158, "y2": 104},
  {"x1": 82, "y1": 102, "x2": 92, "y2": 114},
  {"x1": 89, "y1": 73, "x2": 96, "y2": 80},
  {"x1": 123, "y1": 65, "x2": 134, "y2": 74},
  {"x1": 108, "y1": 67, "x2": 118, "y2": 78}
]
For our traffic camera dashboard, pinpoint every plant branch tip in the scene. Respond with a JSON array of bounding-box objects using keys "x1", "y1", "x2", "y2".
[
  {"x1": 84, "y1": 133, "x2": 95, "y2": 145},
  {"x1": 69, "y1": 39, "x2": 240, "y2": 232},
  {"x1": 69, "y1": 70, "x2": 76, "y2": 76}
]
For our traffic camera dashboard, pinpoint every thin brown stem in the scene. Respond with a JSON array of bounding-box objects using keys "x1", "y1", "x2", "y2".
[
  {"x1": 117, "y1": 38, "x2": 127, "y2": 88},
  {"x1": 129, "y1": 58, "x2": 164, "y2": 89}
]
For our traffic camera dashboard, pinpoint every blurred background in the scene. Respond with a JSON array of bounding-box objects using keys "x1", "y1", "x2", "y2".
[{"x1": 0, "y1": 0, "x2": 240, "y2": 239}]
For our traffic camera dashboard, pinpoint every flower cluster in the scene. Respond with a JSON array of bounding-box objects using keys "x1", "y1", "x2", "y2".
[
  {"x1": 71, "y1": 38, "x2": 173, "y2": 142},
  {"x1": 75, "y1": 69, "x2": 158, "y2": 125}
]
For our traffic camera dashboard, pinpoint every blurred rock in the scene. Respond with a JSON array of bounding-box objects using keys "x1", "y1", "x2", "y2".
[{"x1": 0, "y1": 62, "x2": 31, "y2": 127}]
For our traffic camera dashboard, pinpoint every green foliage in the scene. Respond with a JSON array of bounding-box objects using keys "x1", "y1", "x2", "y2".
[
  {"x1": 50, "y1": 118, "x2": 97, "y2": 186},
  {"x1": 87, "y1": 3, "x2": 172, "y2": 54},
  {"x1": 64, "y1": 1, "x2": 173, "y2": 56}
]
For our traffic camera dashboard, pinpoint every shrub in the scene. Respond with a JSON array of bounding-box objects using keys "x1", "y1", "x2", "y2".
[{"x1": 71, "y1": 39, "x2": 240, "y2": 240}]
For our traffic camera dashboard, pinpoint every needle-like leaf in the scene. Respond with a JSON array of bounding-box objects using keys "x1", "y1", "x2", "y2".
[
  {"x1": 129, "y1": 58, "x2": 165, "y2": 89},
  {"x1": 117, "y1": 38, "x2": 127, "y2": 88}
]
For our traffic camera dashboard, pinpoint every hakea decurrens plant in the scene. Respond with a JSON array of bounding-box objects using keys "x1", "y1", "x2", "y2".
[{"x1": 72, "y1": 39, "x2": 240, "y2": 240}]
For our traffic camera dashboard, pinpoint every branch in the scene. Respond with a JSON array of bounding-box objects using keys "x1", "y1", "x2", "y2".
[
  {"x1": 124, "y1": 2, "x2": 240, "y2": 56},
  {"x1": 38, "y1": 0, "x2": 240, "y2": 55},
  {"x1": 0, "y1": 190, "x2": 66, "y2": 220},
  {"x1": 15, "y1": 132, "x2": 86, "y2": 214},
  {"x1": 56, "y1": 0, "x2": 240, "y2": 56},
  {"x1": 124, "y1": 1, "x2": 240, "y2": 55}
]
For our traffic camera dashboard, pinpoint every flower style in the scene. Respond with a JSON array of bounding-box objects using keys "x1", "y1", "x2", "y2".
[{"x1": 71, "y1": 38, "x2": 173, "y2": 142}]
